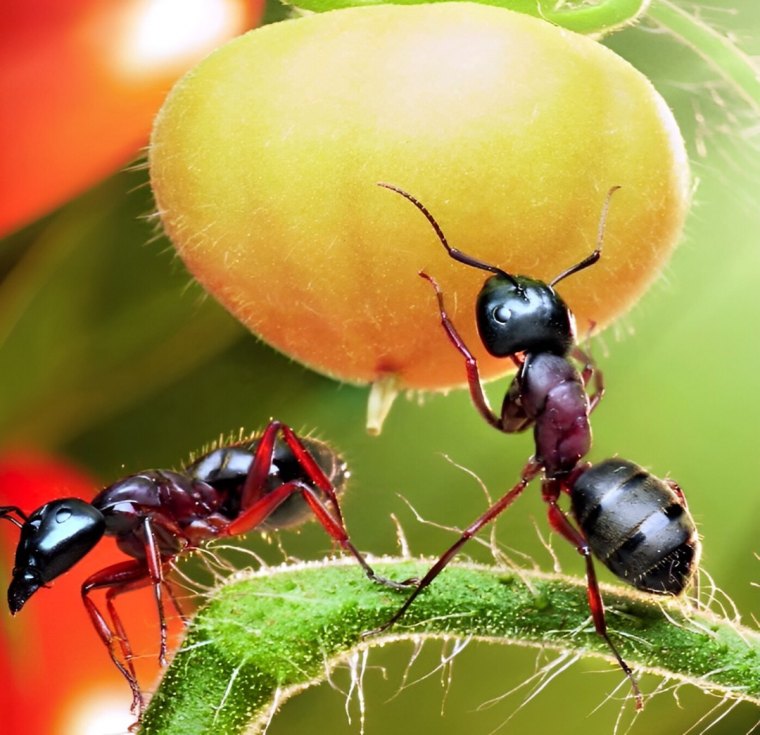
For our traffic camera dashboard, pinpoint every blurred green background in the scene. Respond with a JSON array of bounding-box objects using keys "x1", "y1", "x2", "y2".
[{"x1": 1, "y1": 1, "x2": 758, "y2": 733}]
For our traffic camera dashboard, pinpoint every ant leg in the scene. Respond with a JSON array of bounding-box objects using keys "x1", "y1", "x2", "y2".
[
  {"x1": 240, "y1": 420, "x2": 348, "y2": 532},
  {"x1": 228, "y1": 480, "x2": 312, "y2": 536},
  {"x1": 107, "y1": 567, "x2": 185, "y2": 671},
  {"x1": 363, "y1": 459, "x2": 542, "y2": 638},
  {"x1": 164, "y1": 578, "x2": 190, "y2": 623},
  {"x1": 278, "y1": 423, "x2": 347, "y2": 527},
  {"x1": 544, "y1": 494, "x2": 643, "y2": 710},
  {"x1": 549, "y1": 185, "x2": 620, "y2": 287},
  {"x1": 241, "y1": 419, "x2": 346, "y2": 537},
  {"x1": 82, "y1": 560, "x2": 151, "y2": 712},
  {"x1": 240, "y1": 419, "x2": 283, "y2": 507},
  {"x1": 295, "y1": 484, "x2": 413, "y2": 590},
  {"x1": 572, "y1": 345, "x2": 605, "y2": 414},
  {"x1": 230, "y1": 480, "x2": 410, "y2": 591},
  {"x1": 253, "y1": 423, "x2": 413, "y2": 589},
  {"x1": 500, "y1": 362, "x2": 535, "y2": 433},
  {"x1": 105, "y1": 579, "x2": 153, "y2": 696},
  {"x1": 419, "y1": 271, "x2": 504, "y2": 431},
  {"x1": 142, "y1": 517, "x2": 170, "y2": 666}
]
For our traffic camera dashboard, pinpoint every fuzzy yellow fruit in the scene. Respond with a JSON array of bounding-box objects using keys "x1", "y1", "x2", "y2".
[{"x1": 150, "y1": 4, "x2": 689, "y2": 415}]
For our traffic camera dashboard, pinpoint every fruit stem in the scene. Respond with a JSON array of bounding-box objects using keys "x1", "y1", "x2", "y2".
[{"x1": 366, "y1": 374, "x2": 400, "y2": 435}]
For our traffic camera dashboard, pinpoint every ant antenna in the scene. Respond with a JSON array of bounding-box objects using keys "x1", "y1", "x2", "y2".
[
  {"x1": 549, "y1": 186, "x2": 621, "y2": 287},
  {"x1": 0, "y1": 506, "x2": 27, "y2": 529},
  {"x1": 378, "y1": 182, "x2": 521, "y2": 288}
]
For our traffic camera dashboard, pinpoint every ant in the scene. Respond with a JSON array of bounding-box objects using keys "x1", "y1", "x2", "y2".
[
  {"x1": 369, "y1": 183, "x2": 700, "y2": 709},
  {"x1": 0, "y1": 419, "x2": 408, "y2": 714}
]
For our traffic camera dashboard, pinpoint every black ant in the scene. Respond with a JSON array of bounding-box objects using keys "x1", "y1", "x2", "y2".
[
  {"x1": 0, "y1": 420, "x2": 408, "y2": 714},
  {"x1": 369, "y1": 184, "x2": 700, "y2": 709}
]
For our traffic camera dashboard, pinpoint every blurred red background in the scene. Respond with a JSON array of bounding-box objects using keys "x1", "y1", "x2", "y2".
[
  {"x1": 0, "y1": 1, "x2": 262, "y2": 732},
  {"x1": 0, "y1": 0, "x2": 263, "y2": 237}
]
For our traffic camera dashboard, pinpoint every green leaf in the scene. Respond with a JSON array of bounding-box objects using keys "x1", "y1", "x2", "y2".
[
  {"x1": 139, "y1": 559, "x2": 760, "y2": 735},
  {"x1": 281, "y1": 0, "x2": 651, "y2": 36}
]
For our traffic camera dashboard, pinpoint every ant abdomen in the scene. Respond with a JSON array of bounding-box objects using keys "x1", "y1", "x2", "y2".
[
  {"x1": 185, "y1": 435, "x2": 349, "y2": 530},
  {"x1": 257, "y1": 436, "x2": 349, "y2": 529},
  {"x1": 571, "y1": 459, "x2": 700, "y2": 595}
]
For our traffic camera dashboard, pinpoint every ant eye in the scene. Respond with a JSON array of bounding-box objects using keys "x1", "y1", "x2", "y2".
[
  {"x1": 493, "y1": 306, "x2": 512, "y2": 324},
  {"x1": 55, "y1": 507, "x2": 72, "y2": 523}
]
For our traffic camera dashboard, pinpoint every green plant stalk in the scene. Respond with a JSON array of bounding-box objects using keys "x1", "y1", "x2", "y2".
[
  {"x1": 283, "y1": 0, "x2": 650, "y2": 35},
  {"x1": 139, "y1": 558, "x2": 760, "y2": 735},
  {"x1": 647, "y1": 0, "x2": 760, "y2": 115}
]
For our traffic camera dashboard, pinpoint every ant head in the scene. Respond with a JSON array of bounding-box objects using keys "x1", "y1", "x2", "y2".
[
  {"x1": 474, "y1": 186, "x2": 618, "y2": 357},
  {"x1": 378, "y1": 182, "x2": 606, "y2": 359},
  {"x1": 7, "y1": 498, "x2": 105, "y2": 613},
  {"x1": 476, "y1": 274, "x2": 576, "y2": 358}
]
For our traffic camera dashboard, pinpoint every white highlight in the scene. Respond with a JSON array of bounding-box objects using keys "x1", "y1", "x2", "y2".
[
  {"x1": 62, "y1": 690, "x2": 133, "y2": 735},
  {"x1": 117, "y1": 0, "x2": 246, "y2": 78}
]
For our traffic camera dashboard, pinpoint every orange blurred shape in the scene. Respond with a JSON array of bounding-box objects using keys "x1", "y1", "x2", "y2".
[
  {"x1": 0, "y1": 0, "x2": 262, "y2": 236},
  {"x1": 0, "y1": 450, "x2": 185, "y2": 735}
]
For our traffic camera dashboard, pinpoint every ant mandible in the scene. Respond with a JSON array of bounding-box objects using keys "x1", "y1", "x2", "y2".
[
  {"x1": 0, "y1": 419, "x2": 408, "y2": 714},
  {"x1": 369, "y1": 184, "x2": 700, "y2": 709}
]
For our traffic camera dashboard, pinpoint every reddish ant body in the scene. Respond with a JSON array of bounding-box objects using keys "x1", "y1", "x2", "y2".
[
  {"x1": 370, "y1": 184, "x2": 700, "y2": 708},
  {"x1": 1, "y1": 420, "x2": 406, "y2": 712}
]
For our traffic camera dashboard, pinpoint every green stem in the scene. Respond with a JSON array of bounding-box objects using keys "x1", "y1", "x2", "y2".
[
  {"x1": 283, "y1": 0, "x2": 650, "y2": 36},
  {"x1": 139, "y1": 558, "x2": 760, "y2": 735},
  {"x1": 646, "y1": 0, "x2": 760, "y2": 114}
]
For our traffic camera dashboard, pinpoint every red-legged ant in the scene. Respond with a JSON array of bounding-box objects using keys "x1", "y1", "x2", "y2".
[
  {"x1": 369, "y1": 184, "x2": 700, "y2": 709},
  {"x1": 0, "y1": 420, "x2": 407, "y2": 714}
]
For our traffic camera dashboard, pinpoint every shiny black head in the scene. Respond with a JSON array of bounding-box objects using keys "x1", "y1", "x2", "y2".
[
  {"x1": 476, "y1": 274, "x2": 576, "y2": 357},
  {"x1": 7, "y1": 498, "x2": 105, "y2": 614}
]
